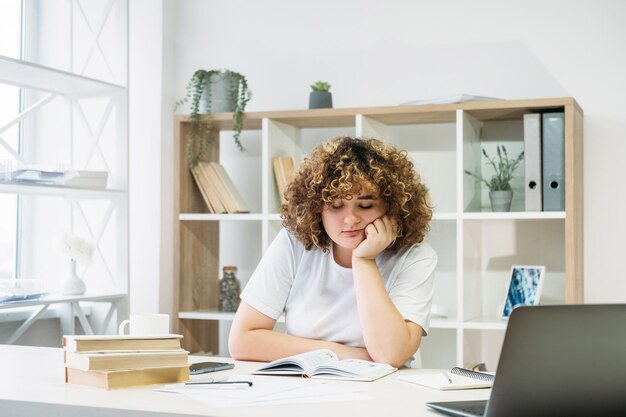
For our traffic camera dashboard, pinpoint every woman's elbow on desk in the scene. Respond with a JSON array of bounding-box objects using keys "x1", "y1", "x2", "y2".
[{"x1": 228, "y1": 302, "x2": 277, "y2": 360}]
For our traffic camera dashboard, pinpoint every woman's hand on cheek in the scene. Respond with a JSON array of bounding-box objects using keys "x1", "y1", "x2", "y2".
[{"x1": 352, "y1": 215, "x2": 397, "y2": 260}]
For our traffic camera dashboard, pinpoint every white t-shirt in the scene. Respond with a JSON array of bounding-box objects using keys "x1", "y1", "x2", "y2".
[{"x1": 241, "y1": 228, "x2": 437, "y2": 348}]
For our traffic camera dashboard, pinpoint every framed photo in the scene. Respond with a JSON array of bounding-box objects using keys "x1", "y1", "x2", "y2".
[{"x1": 501, "y1": 265, "x2": 546, "y2": 319}]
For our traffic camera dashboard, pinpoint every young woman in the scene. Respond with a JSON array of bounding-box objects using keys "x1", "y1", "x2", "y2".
[{"x1": 229, "y1": 137, "x2": 437, "y2": 367}]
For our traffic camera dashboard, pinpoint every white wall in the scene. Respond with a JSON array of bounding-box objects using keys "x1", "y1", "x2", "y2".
[{"x1": 138, "y1": 0, "x2": 626, "y2": 316}]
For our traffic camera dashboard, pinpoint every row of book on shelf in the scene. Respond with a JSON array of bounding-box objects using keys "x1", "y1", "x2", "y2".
[
  {"x1": 190, "y1": 162, "x2": 250, "y2": 213},
  {"x1": 63, "y1": 334, "x2": 189, "y2": 389},
  {"x1": 191, "y1": 157, "x2": 297, "y2": 213},
  {"x1": 524, "y1": 112, "x2": 565, "y2": 212}
]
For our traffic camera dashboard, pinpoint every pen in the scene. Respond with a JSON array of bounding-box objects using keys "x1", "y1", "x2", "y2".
[
  {"x1": 442, "y1": 372, "x2": 452, "y2": 384},
  {"x1": 185, "y1": 380, "x2": 253, "y2": 387}
]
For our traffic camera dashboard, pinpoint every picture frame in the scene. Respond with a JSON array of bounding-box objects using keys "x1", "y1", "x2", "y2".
[{"x1": 501, "y1": 265, "x2": 546, "y2": 319}]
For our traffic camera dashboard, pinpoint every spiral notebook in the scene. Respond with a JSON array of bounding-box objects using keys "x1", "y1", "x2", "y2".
[{"x1": 398, "y1": 367, "x2": 494, "y2": 390}]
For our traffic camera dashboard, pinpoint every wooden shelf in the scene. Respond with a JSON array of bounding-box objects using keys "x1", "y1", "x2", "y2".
[{"x1": 173, "y1": 98, "x2": 584, "y2": 364}]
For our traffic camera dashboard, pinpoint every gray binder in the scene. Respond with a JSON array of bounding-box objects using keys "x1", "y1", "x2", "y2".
[
  {"x1": 542, "y1": 112, "x2": 564, "y2": 211},
  {"x1": 524, "y1": 114, "x2": 542, "y2": 211}
]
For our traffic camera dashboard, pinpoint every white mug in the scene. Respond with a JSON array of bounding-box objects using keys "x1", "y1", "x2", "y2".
[{"x1": 118, "y1": 313, "x2": 170, "y2": 336}]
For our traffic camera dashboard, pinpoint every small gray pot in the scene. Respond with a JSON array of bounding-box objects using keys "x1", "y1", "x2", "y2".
[
  {"x1": 199, "y1": 73, "x2": 237, "y2": 113},
  {"x1": 309, "y1": 91, "x2": 333, "y2": 109},
  {"x1": 489, "y1": 190, "x2": 513, "y2": 212}
]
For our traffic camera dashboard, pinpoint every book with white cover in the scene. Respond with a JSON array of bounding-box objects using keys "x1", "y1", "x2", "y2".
[{"x1": 253, "y1": 349, "x2": 396, "y2": 381}]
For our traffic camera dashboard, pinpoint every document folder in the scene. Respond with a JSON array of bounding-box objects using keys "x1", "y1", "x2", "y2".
[
  {"x1": 524, "y1": 113, "x2": 542, "y2": 211},
  {"x1": 541, "y1": 112, "x2": 565, "y2": 211}
]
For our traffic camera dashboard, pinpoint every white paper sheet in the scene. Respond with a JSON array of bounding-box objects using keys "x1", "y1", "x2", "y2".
[{"x1": 157, "y1": 374, "x2": 367, "y2": 407}]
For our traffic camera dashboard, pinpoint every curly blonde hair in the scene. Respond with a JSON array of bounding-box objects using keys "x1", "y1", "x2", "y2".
[{"x1": 282, "y1": 137, "x2": 432, "y2": 253}]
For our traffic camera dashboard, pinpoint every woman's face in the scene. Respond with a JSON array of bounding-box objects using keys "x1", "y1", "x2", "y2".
[{"x1": 321, "y1": 184, "x2": 386, "y2": 251}]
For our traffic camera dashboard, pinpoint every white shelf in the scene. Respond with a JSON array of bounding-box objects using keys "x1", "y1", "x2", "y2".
[
  {"x1": 0, "y1": 292, "x2": 126, "y2": 311},
  {"x1": 179, "y1": 213, "x2": 269, "y2": 221},
  {"x1": 0, "y1": 55, "x2": 124, "y2": 95},
  {"x1": 179, "y1": 309, "x2": 284, "y2": 322},
  {"x1": 181, "y1": 309, "x2": 451, "y2": 329},
  {"x1": 0, "y1": 182, "x2": 125, "y2": 199},
  {"x1": 429, "y1": 318, "x2": 459, "y2": 329},
  {"x1": 462, "y1": 317, "x2": 508, "y2": 331},
  {"x1": 462, "y1": 211, "x2": 565, "y2": 220}
]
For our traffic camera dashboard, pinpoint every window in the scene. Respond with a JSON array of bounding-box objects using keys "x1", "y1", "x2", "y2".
[
  {"x1": 0, "y1": 0, "x2": 23, "y2": 279},
  {"x1": 0, "y1": 0, "x2": 128, "y2": 297}
]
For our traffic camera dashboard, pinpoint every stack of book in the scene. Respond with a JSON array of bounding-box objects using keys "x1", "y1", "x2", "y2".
[
  {"x1": 190, "y1": 162, "x2": 250, "y2": 213},
  {"x1": 63, "y1": 334, "x2": 189, "y2": 389}
]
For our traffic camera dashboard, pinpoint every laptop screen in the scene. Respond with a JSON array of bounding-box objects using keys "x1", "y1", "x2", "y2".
[
  {"x1": 487, "y1": 304, "x2": 626, "y2": 417},
  {"x1": 428, "y1": 304, "x2": 626, "y2": 417}
]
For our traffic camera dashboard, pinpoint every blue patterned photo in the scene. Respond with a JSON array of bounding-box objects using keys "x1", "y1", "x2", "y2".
[{"x1": 502, "y1": 266, "x2": 546, "y2": 318}]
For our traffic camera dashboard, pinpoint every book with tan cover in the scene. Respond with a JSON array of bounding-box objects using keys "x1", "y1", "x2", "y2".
[
  {"x1": 200, "y1": 162, "x2": 238, "y2": 213},
  {"x1": 190, "y1": 165, "x2": 216, "y2": 213},
  {"x1": 191, "y1": 164, "x2": 226, "y2": 213},
  {"x1": 210, "y1": 162, "x2": 250, "y2": 213},
  {"x1": 272, "y1": 156, "x2": 295, "y2": 205},
  {"x1": 65, "y1": 365, "x2": 189, "y2": 389},
  {"x1": 64, "y1": 349, "x2": 188, "y2": 371},
  {"x1": 63, "y1": 334, "x2": 183, "y2": 353}
]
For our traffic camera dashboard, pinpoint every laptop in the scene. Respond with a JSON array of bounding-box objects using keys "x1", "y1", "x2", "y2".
[{"x1": 427, "y1": 304, "x2": 626, "y2": 417}]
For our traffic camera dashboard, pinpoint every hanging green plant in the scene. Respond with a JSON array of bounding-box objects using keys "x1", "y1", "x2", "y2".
[{"x1": 175, "y1": 69, "x2": 251, "y2": 167}]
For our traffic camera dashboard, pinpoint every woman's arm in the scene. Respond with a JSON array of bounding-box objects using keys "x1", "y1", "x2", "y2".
[
  {"x1": 352, "y1": 257, "x2": 423, "y2": 367},
  {"x1": 228, "y1": 302, "x2": 372, "y2": 362},
  {"x1": 351, "y1": 215, "x2": 423, "y2": 367}
]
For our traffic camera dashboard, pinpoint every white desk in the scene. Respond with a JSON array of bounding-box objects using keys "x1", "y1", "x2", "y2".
[{"x1": 0, "y1": 345, "x2": 490, "y2": 417}]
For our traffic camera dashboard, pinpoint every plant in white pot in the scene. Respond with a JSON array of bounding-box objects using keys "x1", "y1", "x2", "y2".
[
  {"x1": 309, "y1": 80, "x2": 332, "y2": 109},
  {"x1": 175, "y1": 69, "x2": 251, "y2": 167},
  {"x1": 464, "y1": 145, "x2": 524, "y2": 212}
]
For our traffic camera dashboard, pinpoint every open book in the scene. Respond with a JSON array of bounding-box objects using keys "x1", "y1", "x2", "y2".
[
  {"x1": 253, "y1": 349, "x2": 397, "y2": 381},
  {"x1": 399, "y1": 367, "x2": 494, "y2": 390}
]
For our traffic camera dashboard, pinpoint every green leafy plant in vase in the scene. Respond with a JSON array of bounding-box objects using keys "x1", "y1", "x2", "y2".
[
  {"x1": 175, "y1": 69, "x2": 251, "y2": 167},
  {"x1": 464, "y1": 145, "x2": 524, "y2": 211},
  {"x1": 309, "y1": 80, "x2": 332, "y2": 109}
]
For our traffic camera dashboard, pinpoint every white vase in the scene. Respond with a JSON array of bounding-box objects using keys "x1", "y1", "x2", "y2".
[{"x1": 59, "y1": 259, "x2": 86, "y2": 295}]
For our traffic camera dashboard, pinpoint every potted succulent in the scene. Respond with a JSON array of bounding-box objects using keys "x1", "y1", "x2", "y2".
[
  {"x1": 309, "y1": 80, "x2": 332, "y2": 109},
  {"x1": 175, "y1": 69, "x2": 251, "y2": 167},
  {"x1": 464, "y1": 145, "x2": 524, "y2": 212}
]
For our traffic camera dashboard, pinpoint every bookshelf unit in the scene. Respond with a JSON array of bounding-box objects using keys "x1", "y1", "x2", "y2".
[
  {"x1": 173, "y1": 97, "x2": 583, "y2": 368},
  {"x1": 0, "y1": 0, "x2": 129, "y2": 339}
]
